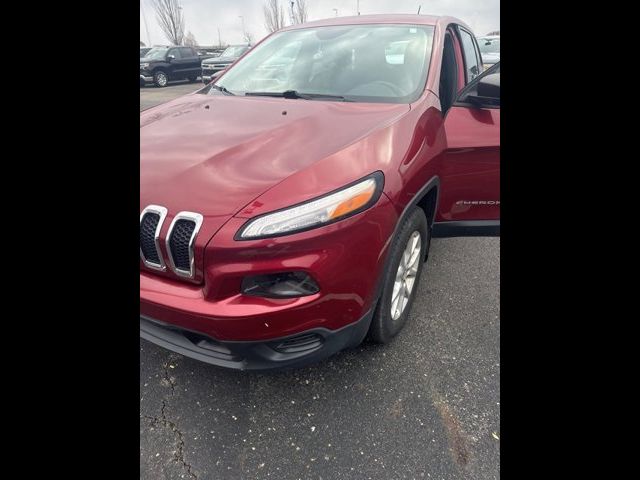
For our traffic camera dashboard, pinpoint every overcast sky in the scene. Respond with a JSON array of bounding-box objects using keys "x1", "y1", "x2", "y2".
[{"x1": 140, "y1": 0, "x2": 499, "y2": 47}]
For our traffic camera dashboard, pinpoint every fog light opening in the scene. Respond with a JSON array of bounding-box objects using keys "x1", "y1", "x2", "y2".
[{"x1": 241, "y1": 272, "x2": 320, "y2": 298}]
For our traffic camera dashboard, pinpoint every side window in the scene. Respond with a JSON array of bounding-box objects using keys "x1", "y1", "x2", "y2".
[
  {"x1": 458, "y1": 29, "x2": 480, "y2": 83},
  {"x1": 169, "y1": 48, "x2": 182, "y2": 59},
  {"x1": 180, "y1": 47, "x2": 194, "y2": 58}
]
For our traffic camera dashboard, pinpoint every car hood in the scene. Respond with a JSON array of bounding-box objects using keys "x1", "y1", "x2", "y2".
[
  {"x1": 482, "y1": 53, "x2": 500, "y2": 64},
  {"x1": 140, "y1": 93, "x2": 409, "y2": 220},
  {"x1": 202, "y1": 56, "x2": 237, "y2": 64}
]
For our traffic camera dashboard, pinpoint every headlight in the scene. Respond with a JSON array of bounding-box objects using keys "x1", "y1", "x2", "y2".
[
  {"x1": 140, "y1": 63, "x2": 149, "y2": 69},
  {"x1": 237, "y1": 171, "x2": 384, "y2": 239}
]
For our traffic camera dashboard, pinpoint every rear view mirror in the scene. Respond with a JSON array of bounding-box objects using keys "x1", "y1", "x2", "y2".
[
  {"x1": 478, "y1": 74, "x2": 500, "y2": 98},
  {"x1": 167, "y1": 54, "x2": 175, "y2": 61},
  {"x1": 467, "y1": 73, "x2": 500, "y2": 107}
]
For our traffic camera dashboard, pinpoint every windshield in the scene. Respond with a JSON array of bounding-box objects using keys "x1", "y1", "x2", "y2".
[
  {"x1": 143, "y1": 47, "x2": 169, "y2": 60},
  {"x1": 213, "y1": 25, "x2": 434, "y2": 103},
  {"x1": 478, "y1": 38, "x2": 500, "y2": 55},
  {"x1": 222, "y1": 45, "x2": 249, "y2": 57}
]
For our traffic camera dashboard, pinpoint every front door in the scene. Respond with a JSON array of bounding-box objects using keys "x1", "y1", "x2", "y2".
[{"x1": 435, "y1": 25, "x2": 500, "y2": 236}]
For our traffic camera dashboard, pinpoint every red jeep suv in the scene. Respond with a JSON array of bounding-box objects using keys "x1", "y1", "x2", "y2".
[{"x1": 140, "y1": 15, "x2": 500, "y2": 370}]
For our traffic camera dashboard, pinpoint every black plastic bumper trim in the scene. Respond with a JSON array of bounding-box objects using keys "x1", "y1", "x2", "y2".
[{"x1": 140, "y1": 308, "x2": 373, "y2": 371}]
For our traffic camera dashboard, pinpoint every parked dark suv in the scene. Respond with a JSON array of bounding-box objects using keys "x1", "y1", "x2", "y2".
[{"x1": 140, "y1": 46, "x2": 202, "y2": 87}]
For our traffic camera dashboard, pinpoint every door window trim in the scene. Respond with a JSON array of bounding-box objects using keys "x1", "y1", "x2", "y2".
[
  {"x1": 455, "y1": 25, "x2": 482, "y2": 84},
  {"x1": 449, "y1": 27, "x2": 466, "y2": 91}
]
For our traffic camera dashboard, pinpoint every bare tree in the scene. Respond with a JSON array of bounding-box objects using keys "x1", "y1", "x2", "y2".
[
  {"x1": 244, "y1": 31, "x2": 255, "y2": 44},
  {"x1": 184, "y1": 31, "x2": 198, "y2": 47},
  {"x1": 292, "y1": 0, "x2": 308, "y2": 25},
  {"x1": 151, "y1": 0, "x2": 185, "y2": 46},
  {"x1": 263, "y1": 0, "x2": 286, "y2": 33}
]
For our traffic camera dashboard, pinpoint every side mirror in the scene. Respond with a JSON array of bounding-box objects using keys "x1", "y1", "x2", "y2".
[
  {"x1": 467, "y1": 73, "x2": 500, "y2": 107},
  {"x1": 166, "y1": 54, "x2": 175, "y2": 61}
]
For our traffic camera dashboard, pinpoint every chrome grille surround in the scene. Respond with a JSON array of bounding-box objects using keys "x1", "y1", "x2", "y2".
[
  {"x1": 139, "y1": 205, "x2": 168, "y2": 271},
  {"x1": 165, "y1": 211, "x2": 204, "y2": 279}
]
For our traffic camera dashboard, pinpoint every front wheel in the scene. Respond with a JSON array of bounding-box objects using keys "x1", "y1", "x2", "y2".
[
  {"x1": 368, "y1": 207, "x2": 429, "y2": 344},
  {"x1": 153, "y1": 71, "x2": 168, "y2": 88}
]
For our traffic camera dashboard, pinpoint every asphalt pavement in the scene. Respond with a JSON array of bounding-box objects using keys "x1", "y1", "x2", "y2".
[
  {"x1": 139, "y1": 84, "x2": 500, "y2": 479},
  {"x1": 140, "y1": 80, "x2": 205, "y2": 111}
]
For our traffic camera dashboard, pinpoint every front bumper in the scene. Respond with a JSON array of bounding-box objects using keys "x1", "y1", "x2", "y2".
[
  {"x1": 140, "y1": 308, "x2": 373, "y2": 370},
  {"x1": 139, "y1": 193, "x2": 397, "y2": 368},
  {"x1": 201, "y1": 66, "x2": 227, "y2": 82},
  {"x1": 140, "y1": 74, "x2": 153, "y2": 83}
]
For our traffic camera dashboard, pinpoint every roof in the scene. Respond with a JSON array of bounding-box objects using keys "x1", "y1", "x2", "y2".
[{"x1": 282, "y1": 14, "x2": 470, "y2": 32}]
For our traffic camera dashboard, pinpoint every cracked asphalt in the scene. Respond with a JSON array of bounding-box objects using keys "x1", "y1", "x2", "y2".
[{"x1": 140, "y1": 85, "x2": 500, "y2": 479}]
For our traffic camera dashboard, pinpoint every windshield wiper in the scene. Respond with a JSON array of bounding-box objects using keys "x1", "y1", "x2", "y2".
[
  {"x1": 245, "y1": 90, "x2": 352, "y2": 101},
  {"x1": 210, "y1": 84, "x2": 235, "y2": 95}
]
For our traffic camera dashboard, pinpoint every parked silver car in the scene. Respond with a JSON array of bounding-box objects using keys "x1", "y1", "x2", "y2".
[
  {"x1": 200, "y1": 44, "x2": 251, "y2": 83},
  {"x1": 477, "y1": 35, "x2": 500, "y2": 69}
]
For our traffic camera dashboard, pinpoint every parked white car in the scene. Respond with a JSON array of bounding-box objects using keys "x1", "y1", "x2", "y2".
[{"x1": 477, "y1": 35, "x2": 500, "y2": 69}]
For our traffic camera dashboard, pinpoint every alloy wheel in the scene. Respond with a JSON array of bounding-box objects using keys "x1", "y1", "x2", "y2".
[{"x1": 390, "y1": 231, "x2": 421, "y2": 320}]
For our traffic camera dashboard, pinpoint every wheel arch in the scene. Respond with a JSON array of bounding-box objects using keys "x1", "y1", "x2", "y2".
[
  {"x1": 371, "y1": 176, "x2": 440, "y2": 305},
  {"x1": 414, "y1": 179, "x2": 439, "y2": 227}
]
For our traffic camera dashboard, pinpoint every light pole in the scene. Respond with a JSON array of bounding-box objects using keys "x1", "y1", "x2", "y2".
[{"x1": 357, "y1": 0, "x2": 360, "y2": 15}]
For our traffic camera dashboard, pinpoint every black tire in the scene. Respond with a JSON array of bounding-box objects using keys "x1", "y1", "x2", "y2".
[
  {"x1": 153, "y1": 70, "x2": 168, "y2": 88},
  {"x1": 369, "y1": 207, "x2": 430, "y2": 344},
  {"x1": 188, "y1": 76, "x2": 198, "y2": 83}
]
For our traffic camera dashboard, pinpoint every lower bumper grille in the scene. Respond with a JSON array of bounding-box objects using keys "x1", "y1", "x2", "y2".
[
  {"x1": 272, "y1": 333, "x2": 324, "y2": 354},
  {"x1": 179, "y1": 330, "x2": 241, "y2": 362}
]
